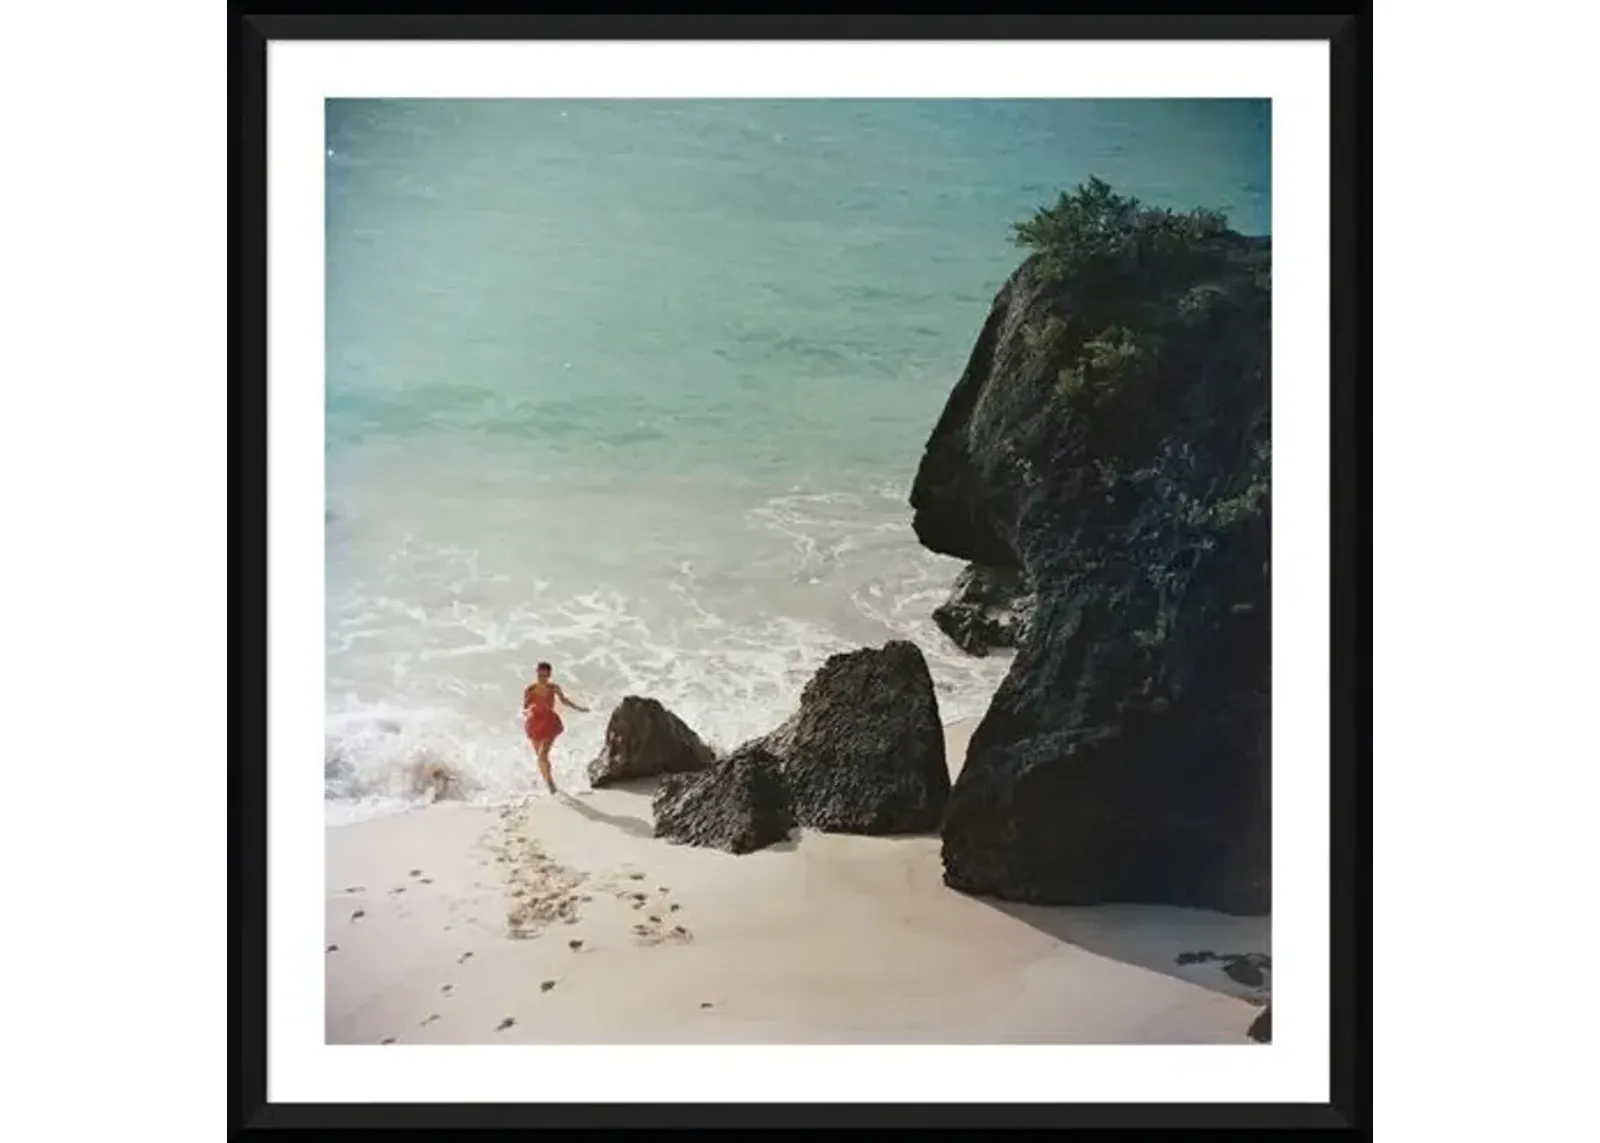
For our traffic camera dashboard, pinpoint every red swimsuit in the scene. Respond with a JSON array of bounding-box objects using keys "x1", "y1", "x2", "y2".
[{"x1": 523, "y1": 683, "x2": 563, "y2": 745}]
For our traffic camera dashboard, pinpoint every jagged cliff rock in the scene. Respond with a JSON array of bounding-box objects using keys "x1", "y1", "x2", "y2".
[{"x1": 911, "y1": 181, "x2": 1271, "y2": 914}]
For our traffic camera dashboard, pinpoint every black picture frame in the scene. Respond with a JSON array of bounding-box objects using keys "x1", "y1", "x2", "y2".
[{"x1": 231, "y1": 12, "x2": 1370, "y2": 1134}]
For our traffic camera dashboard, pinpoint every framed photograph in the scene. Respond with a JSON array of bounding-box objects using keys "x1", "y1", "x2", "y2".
[{"x1": 233, "y1": 13, "x2": 1368, "y2": 1132}]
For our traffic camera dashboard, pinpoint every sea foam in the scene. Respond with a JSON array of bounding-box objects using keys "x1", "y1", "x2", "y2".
[{"x1": 324, "y1": 482, "x2": 1011, "y2": 822}]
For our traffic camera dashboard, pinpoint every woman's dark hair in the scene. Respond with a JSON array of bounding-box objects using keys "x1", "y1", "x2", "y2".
[{"x1": 536, "y1": 661, "x2": 553, "y2": 673}]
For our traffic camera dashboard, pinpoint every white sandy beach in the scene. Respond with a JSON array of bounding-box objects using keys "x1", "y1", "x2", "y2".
[{"x1": 325, "y1": 721, "x2": 1270, "y2": 1045}]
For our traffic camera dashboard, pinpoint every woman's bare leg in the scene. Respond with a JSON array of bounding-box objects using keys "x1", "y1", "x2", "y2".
[{"x1": 535, "y1": 740, "x2": 557, "y2": 794}]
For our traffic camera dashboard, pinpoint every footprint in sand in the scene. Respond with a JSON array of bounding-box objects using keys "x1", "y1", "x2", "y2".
[
  {"x1": 631, "y1": 917, "x2": 694, "y2": 947},
  {"x1": 420, "y1": 1014, "x2": 439, "y2": 1026},
  {"x1": 458, "y1": 952, "x2": 473, "y2": 964},
  {"x1": 350, "y1": 909, "x2": 365, "y2": 921},
  {"x1": 620, "y1": 888, "x2": 649, "y2": 911},
  {"x1": 605, "y1": 879, "x2": 691, "y2": 945},
  {"x1": 496, "y1": 1017, "x2": 515, "y2": 1032},
  {"x1": 326, "y1": 944, "x2": 339, "y2": 953},
  {"x1": 494, "y1": 824, "x2": 589, "y2": 941},
  {"x1": 409, "y1": 869, "x2": 423, "y2": 877},
  {"x1": 540, "y1": 980, "x2": 556, "y2": 993},
  {"x1": 380, "y1": 1037, "x2": 397, "y2": 1045},
  {"x1": 568, "y1": 939, "x2": 584, "y2": 950}
]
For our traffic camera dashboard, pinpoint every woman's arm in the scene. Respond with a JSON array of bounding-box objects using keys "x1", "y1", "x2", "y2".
[{"x1": 557, "y1": 686, "x2": 589, "y2": 713}]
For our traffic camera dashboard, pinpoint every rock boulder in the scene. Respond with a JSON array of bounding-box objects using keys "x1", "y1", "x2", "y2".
[
  {"x1": 587, "y1": 696, "x2": 716, "y2": 789},
  {"x1": 931, "y1": 563, "x2": 1034, "y2": 656},
  {"x1": 755, "y1": 640, "x2": 949, "y2": 834},
  {"x1": 651, "y1": 744, "x2": 795, "y2": 855}
]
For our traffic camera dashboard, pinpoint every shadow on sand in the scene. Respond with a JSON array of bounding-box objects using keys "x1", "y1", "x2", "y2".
[
  {"x1": 973, "y1": 896, "x2": 1272, "y2": 1003},
  {"x1": 586, "y1": 776, "x2": 667, "y2": 797},
  {"x1": 566, "y1": 777, "x2": 1263, "y2": 1004},
  {"x1": 558, "y1": 792, "x2": 655, "y2": 840}
]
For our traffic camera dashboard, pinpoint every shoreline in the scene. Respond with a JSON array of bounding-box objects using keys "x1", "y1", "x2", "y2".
[{"x1": 326, "y1": 719, "x2": 1269, "y2": 1045}]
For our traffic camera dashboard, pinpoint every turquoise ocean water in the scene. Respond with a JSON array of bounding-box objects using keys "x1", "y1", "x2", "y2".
[{"x1": 324, "y1": 98, "x2": 1271, "y2": 820}]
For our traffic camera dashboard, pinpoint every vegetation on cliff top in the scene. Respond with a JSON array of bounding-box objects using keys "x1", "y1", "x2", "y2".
[
  {"x1": 1011, "y1": 176, "x2": 1232, "y2": 291},
  {"x1": 1011, "y1": 177, "x2": 1266, "y2": 414},
  {"x1": 1008, "y1": 177, "x2": 1270, "y2": 539},
  {"x1": 1004, "y1": 177, "x2": 1271, "y2": 666}
]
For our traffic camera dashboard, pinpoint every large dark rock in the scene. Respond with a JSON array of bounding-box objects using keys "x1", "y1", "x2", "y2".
[
  {"x1": 587, "y1": 696, "x2": 716, "y2": 788},
  {"x1": 754, "y1": 640, "x2": 949, "y2": 834},
  {"x1": 931, "y1": 563, "x2": 1034, "y2": 656},
  {"x1": 911, "y1": 185, "x2": 1271, "y2": 914},
  {"x1": 651, "y1": 744, "x2": 796, "y2": 855}
]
